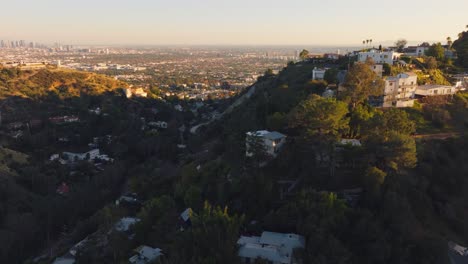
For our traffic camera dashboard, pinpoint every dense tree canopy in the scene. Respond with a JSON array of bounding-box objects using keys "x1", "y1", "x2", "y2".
[
  {"x1": 425, "y1": 43, "x2": 445, "y2": 61},
  {"x1": 452, "y1": 30, "x2": 468, "y2": 68},
  {"x1": 341, "y1": 62, "x2": 384, "y2": 108},
  {"x1": 289, "y1": 94, "x2": 349, "y2": 137}
]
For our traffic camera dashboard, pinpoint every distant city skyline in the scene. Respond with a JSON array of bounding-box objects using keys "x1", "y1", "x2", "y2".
[{"x1": 2, "y1": 0, "x2": 467, "y2": 46}]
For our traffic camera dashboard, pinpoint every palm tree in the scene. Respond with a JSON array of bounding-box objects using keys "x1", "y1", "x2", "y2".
[
  {"x1": 370, "y1": 39, "x2": 373, "y2": 48},
  {"x1": 366, "y1": 39, "x2": 369, "y2": 47},
  {"x1": 447, "y1": 37, "x2": 452, "y2": 48}
]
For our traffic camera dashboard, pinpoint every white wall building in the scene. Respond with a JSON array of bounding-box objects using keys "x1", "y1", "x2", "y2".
[
  {"x1": 62, "y1": 149, "x2": 100, "y2": 162},
  {"x1": 358, "y1": 49, "x2": 402, "y2": 65},
  {"x1": 383, "y1": 72, "x2": 418, "y2": 107},
  {"x1": 129, "y1": 246, "x2": 163, "y2": 264},
  {"x1": 114, "y1": 217, "x2": 140, "y2": 232},
  {"x1": 416, "y1": 46, "x2": 430, "y2": 57},
  {"x1": 404, "y1": 45, "x2": 430, "y2": 57},
  {"x1": 238, "y1": 231, "x2": 305, "y2": 264},
  {"x1": 370, "y1": 64, "x2": 383, "y2": 77},
  {"x1": 149, "y1": 121, "x2": 168, "y2": 129},
  {"x1": 415, "y1": 84, "x2": 457, "y2": 97},
  {"x1": 246, "y1": 130, "x2": 287, "y2": 157},
  {"x1": 312, "y1": 67, "x2": 326, "y2": 80}
]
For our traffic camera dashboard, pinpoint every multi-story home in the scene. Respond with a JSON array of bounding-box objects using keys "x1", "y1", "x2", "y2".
[
  {"x1": 358, "y1": 49, "x2": 402, "y2": 65},
  {"x1": 312, "y1": 67, "x2": 326, "y2": 80},
  {"x1": 382, "y1": 72, "x2": 418, "y2": 107},
  {"x1": 370, "y1": 64, "x2": 383, "y2": 77},
  {"x1": 415, "y1": 84, "x2": 457, "y2": 97},
  {"x1": 403, "y1": 43, "x2": 431, "y2": 57},
  {"x1": 246, "y1": 130, "x2": 286, "y2": 157},
  {"x1": 238, "y1": 231, "x2": 305, "y2": 264}
]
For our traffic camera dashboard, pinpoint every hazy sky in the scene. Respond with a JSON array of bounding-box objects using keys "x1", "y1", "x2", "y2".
[{"x1": 2, "y1": 0, "x2": 467, "y2": 46}]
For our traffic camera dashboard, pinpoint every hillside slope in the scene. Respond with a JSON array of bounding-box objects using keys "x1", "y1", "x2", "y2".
[{"x1": 0, "y1": 68, "x2": 129, "y2": 99}]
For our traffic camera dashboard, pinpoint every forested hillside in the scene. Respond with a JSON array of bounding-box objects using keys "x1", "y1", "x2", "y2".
[
  {"x1": 1, "y1": 50, "x2": 468, "y2": 264},
  {"x1": 174, "y1": 58, "x2": 468, "y2": 263},
  {"x1": 0, "y1": 68, "x2": 186, "y2": 263}
]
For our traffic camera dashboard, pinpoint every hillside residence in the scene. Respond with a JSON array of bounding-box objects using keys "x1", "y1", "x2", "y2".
[
  {"x1": 180, "y1": 208, "x2": 193, "y2": 224},
  {"x1": 49, "y1": 116, "x2": 80, "y2": 124},
  {"x1": 88, "y1": 107, "x2": 101, "y2": 115},
  {"x1": 148, "y1": 121, "x2": 168, "y2": 129},
  {"x1": 453, "y1": 73, "x2": 468, "y2": 89},
  {"x1": 358, "y1": 49, "x2": 402, "y2": 65},
  {"x1": 382, "y1": 72, "x2": 418, "y2": 107},
  {"x1": 246, "y1": 130, "x2": 287, "y2": 157},
  {"x1": 116, "y1": 193, "x2": 140, "y2": 206},
  {"x1": 448, "y1": 241, "x2": 468, "y2": 264},
  {"x1": 50, "y1": 154, "x2": 60, "y2": 161},
  {"x1": 312, "y1": 67, "x2": 326, "y2": 80},
  {"x1": 62, "y1": 149, "x2": 100, "y2": 162},
  {"x1": 403, "y1": 44, "x2": 431, "y2": 57},
  {"x1": 114, "y1": 217, "x2": 141, "y2": 232},
  {"x1": 129, "y1": 246, "x2": 163, "y2": 264},
  {"x1": 238, "y1": 231, "x2": 305, "y2": 264},
  {"x1": 322, "y1": 88, "x2": 336, "y2": 98},
  {"x1": 415, "y1": 85, "x2": 457, "y2": 97},
  {"x1": 174, "y1": 105, "x2": 183, "y2": 111},
  {"x1": 370, "y1": 64, "x2": 383, "y2": 77},
  {"x1": 179, "y1": 208, "x2": 193, "y2": 230},
  {"x1": 324, "y1": 53, "x2": 341, "y2": 60},
  {"x1": 124, "y1": 88, "x2": 148, "y2": 98},
  {"x1": 6, "y1": 122, "x2": 23, "y2": 130},
  {"x1": 339, "y1": 139, "x2": 362, "y2": 147}
]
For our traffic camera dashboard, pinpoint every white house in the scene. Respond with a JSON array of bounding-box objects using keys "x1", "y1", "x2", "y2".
[
  {"x1": 148, "y1": 121, "x2": 168, "y2": 129},
  {"x1": 62, "y1": 149, "x2": 100, "y2": 162},
  {"x1": 404, "y1": 44, "x2": 430, "y2": 57},
  {"x1": 339, "y1": 139, "x2": 362, "y2": 147},
  {"x1": 124, "y1": 88, "x2": 148, "y2": 98},
  {"x1": 114, "y1": 217, "x2": 140, "y2": 232},
  {"x1": 124, "y1": 88, "x2": 133, "y2": 98},
  {"x1": 453, "y1": 74, "x2": 468, "y2": 90},
  {"x1": 312, "y1": 67, "x2": 326, "y2": 80},
  {"x1": 416, "y1": 44, "x2": 430, "y2": 57},
  {"x1": 383, "y1": 72, "x2": 418, "y2": 107},
  {"x1": 129, "y1": 245, "x2": 163, "y2": 264},
  {"x1": 415, "y1": 84, "x2": 457, "y2": 97},
  {"x1": 246, "y1": 130, "x2": 287, "y2": 157},
  {"x1": 370, "y1": 64, "x2": 383, "y2": 77},
  {"x1": 322, "y1": 88, "x2": 336, "y2": 98},
  {"x1": 238, "y1": 231, "x2": 305, "y2": 264},
  {"x1": 50, "y1": 154, "x2": 60, "y2": 161},
  {"x1": 358, "y1": 49, "x2": 402, "y2": 65},
  {"x1": 174, "y1": 105, "x2": 183, "y2": 112},
  {"x1": 134, "y1": 88, "x2": 148, "y2": 98},
  {"x1": 448, "y1": 241, "x2": 468, "y2": 264},
  {"x1": 180, "y1": 208, "x2": 193, "y2": 223}
]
